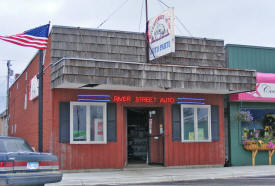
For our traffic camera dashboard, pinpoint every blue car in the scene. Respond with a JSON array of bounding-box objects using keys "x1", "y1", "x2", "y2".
[{"x1": 0, "y1": 136, "x2": 62, "y2": 185}]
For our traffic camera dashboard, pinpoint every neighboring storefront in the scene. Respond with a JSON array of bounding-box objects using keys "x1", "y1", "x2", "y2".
[
  {"x1": 8, "y1": 26, "x2": 255, "y2": 170},
  {"x1": 227, "y1": 44, "x2": 275, "y2": 166},
  {"x1": 0, "y1": 110, "x2": 8, "y2": 136}
]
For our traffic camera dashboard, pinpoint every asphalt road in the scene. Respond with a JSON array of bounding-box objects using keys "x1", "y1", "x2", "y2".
[{"x1": 127, "y1": 176, "x2": 275, "y2": 186}]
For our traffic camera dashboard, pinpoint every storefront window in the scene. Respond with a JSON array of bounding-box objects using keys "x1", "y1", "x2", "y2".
[
  {"x1": 198, "y1": 108, "x2": 209, "y2": 140},
  {"x1": 241, "y1": 108, "x2": 275, "y2": 141},
  {"x1": 90, "y1": 105, "x2": 104, "y2": 142},
  {"x1": 183, "y1": 108, "x2": 194, "y2": 140},
  {"x1": 181, "y1": 105, "x2": 211, "y2": 142},
  {"x1": 73, "y1": 105, "x2": 86, "y2": 141},
  {"x1": 70, "y1": 102, "x2": 107, "y2": 144}
]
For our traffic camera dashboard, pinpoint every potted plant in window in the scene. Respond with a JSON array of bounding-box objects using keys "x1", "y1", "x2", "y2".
[
  {"x1": 263, "y1": 113, "x2": 275, "y2": 137},
  {"x1": 242, "y1": 128, "x2": 249, "y2": 140},
  {"x1": 242, "y1": 114, "x2": 275, "y2": 151},
  {"x1": 241, "y1": 112, "x2": 275, "y2": 165},
  {"x1": 234, "y1": 110, "x2": 253, "y2": 122}
]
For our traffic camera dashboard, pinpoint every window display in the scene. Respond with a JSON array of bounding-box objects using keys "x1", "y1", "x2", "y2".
[
  {"x1": 72, "y1": 105, "x2": 86, "y2": 141},
  {"x1": 181, "y1": 105, "x2": 211, "y2": 142},
  {"x1": 70, "y1": 102, "x2": 107, "y2": 144},
  {"x1": 240, "y1": 109, "x2": 275, "y2": 141},
  {"x1": 183, "y1": 108, "x2": 194, "y2": 141},
  {"x1": 240, "y1": 108, "x2": 275, "y2": 166},
  {"x1": 90, "y1": 105, "x2": 104, "y2": 141}
]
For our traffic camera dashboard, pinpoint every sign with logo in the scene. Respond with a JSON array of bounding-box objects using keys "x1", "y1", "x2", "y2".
[
  {"x1": 230, "y1": 73, "x2": 275, "y2": 102},
  {"x1": 29, "y1": 75, "x2": 38, "y2": 101},
  {"x1": 257, "y1": 83, "x2": 275, "y2": 98},
  {"x1": 148, "y1": 8, "x2": 175, "y2": 60}
]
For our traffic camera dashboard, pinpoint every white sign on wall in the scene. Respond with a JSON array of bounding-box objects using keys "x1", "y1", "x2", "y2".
[
  {"x1": 29, "y1": 75, "x2": 39, "y2": 101},
  {"x1": 256, "y1": 83, "x2": 275, "y2": 98},
  {"x1": 148, "y1": 8, "x2": 175, "y2": 60},
  {"x1": 94, "y1": 118, "x2": 104, "y2": 141}
]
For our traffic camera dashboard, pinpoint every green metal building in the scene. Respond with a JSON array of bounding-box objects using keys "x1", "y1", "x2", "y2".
[{"x1": 226, "y1": 44, "x2": 275, "y2": 166}]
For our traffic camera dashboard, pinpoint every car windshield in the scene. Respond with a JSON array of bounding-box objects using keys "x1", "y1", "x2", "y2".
[{"x1": 0, "y1": 138, "x2": 33, "y2": 153}]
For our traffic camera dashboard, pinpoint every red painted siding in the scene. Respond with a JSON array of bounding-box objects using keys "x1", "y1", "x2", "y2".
[
  {"x1": 51, "y1": 89, "x2": 126, "y2": 169},
  {"x1": 165, "y1": 94, "x2": 225, "y2": 166},
  {"x1": 51, "y1": 90, "x2": 225, "y2": 169},
  {"x1": 9, "y1": 56, "x2": 39, "y2": 150}
]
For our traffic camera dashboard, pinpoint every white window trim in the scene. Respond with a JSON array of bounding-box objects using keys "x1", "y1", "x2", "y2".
[
  {"x1": 181, "y1": 104, "x2": 212, "y2": 142},
  {"x1": 70, "y1": 102, "x2": 107, "y2": 144}
]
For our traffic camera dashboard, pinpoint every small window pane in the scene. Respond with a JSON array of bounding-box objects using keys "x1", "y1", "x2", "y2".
[
  {"x1": 198, "y1": 108, "x2": 209, "y2": 140},
  {"x1": 90, "y1": 105, "x2": 104, "y2": 141},
  {"x1": 73, "y1": 105, "x2": 86, "y2": 141},
  {"x1": 183, "y1": 108, "x2": 194, "y2": 140}
]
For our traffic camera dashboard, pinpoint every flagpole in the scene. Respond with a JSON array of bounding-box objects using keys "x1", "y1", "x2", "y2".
[
  {"x1": 6, "y1": 60, "x2": 11, "y2": 135},
  {"x1": 145, "y1": 0, "x2": 149, "y2": 63},
  {"x1": 38, "y1": 49, "x2": 43, "y2": 152}
]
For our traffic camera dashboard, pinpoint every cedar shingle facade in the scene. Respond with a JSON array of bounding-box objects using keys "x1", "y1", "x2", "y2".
[{"x1": 8, "y1": 25, "x2": 256, "y2": 169}]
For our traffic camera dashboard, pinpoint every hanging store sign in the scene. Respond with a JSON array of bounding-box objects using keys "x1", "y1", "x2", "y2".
[
  {"x1": 148, "y1": 7, "x2": 175, "y2": 60},
  {"x1": 29, "y1": 74, "x2": 39, "y2": 101}
]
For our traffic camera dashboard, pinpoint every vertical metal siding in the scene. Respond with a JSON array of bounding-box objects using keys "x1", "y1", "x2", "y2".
[
  {"x1": 227, "y1": 45, "x2": 275, "y2": 72},
  {"x1": 227, "y1": 44, "x2": 275, "y2": 166}
]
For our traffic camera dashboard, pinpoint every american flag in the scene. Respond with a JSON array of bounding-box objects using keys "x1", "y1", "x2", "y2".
[{"x1": 0, "y1": 24, "x2": 50, "y2": 49}]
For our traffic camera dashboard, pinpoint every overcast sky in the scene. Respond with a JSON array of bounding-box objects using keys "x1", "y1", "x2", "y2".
[{"x1": 1, "y1": 0, "x2": 275, "y2": 112}]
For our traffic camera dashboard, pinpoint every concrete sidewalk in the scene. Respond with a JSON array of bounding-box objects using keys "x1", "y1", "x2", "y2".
[{"x1": 47, "y1": 165, "x2": 275, "y2": 185}]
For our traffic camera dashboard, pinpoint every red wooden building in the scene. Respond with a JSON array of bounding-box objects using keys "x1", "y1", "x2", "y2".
[{"x1": 8, "y1": 25, "x2": 256, "y2": 169}]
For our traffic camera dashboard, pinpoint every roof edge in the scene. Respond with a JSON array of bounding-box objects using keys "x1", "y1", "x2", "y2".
[
  {"x1": 52, "y1": 25, "x2": 224, "y2": 42},
  {"x1": 226, "y1": 43, "x2": 275, "y2": 51}
]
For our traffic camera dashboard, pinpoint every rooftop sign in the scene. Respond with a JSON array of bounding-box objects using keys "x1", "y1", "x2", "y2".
[{"x1": 148, "y1": 8, "x2": 175, "y2": 60}]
